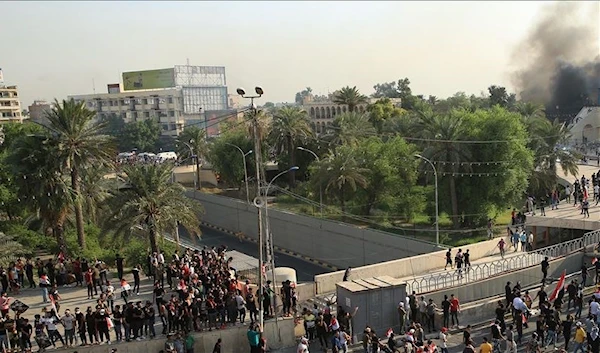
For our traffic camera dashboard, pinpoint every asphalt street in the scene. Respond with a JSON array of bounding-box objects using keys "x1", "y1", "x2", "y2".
[{"x1": 178, "y1": 225, "x2": 331, "y2": 282}]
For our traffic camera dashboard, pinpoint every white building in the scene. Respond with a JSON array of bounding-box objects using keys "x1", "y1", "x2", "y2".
[
  {"x1": 70, "y1": 88, "x2": 187, "y2": 136},
  {"x1": 0, "y1": 85, "x2": 24, "y2": 124},
  {"x1": 569, "y1": 106, "x2": 600, "y2": 145}
]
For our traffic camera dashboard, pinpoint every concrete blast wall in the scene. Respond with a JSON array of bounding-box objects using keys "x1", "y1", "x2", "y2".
[
  {"x1": 314, "y1": 234, "x2": 510, "y2": 294},
  {"x1": 186, "y1": 192, "x2": 441, "y2": 270}
]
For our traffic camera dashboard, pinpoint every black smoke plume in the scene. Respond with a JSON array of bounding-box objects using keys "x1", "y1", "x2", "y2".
[{"x1": 512, "y1": 2, "x2": 600, "y2": 122}]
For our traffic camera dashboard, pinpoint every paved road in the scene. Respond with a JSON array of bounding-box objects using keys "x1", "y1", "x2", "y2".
[{"x1": 179, "y1": 225, "x2": 331, "y2": 282}]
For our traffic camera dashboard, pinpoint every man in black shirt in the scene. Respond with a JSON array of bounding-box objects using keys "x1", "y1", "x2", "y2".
[
  {"x1": 85, "y1": 307, "x2": 96, "y2": 345},
  {"x1": 505, "y1": 282, "x2": 513, "y2": 308},
  {"x1": 19, "y1": 317, "x2": 32, "y2": 351},
  {"x1": 144, "y1": 301, "x2": 156, "y2": 339},
  {"x1": 444, "y1": 249, "x2": 453, "y2": 270},
  {"x1": 541, "y1": 257, "x2": 549, "y2": 283},
  {"x1": 441, "y1": 295, "x2": 451, "y2": 328},
  {"x1": 75, "y1": 307, "x2": 87, "y2": 345},
  {"x1": 535, "y1": 286, "x2": 548, "y2": 308},
  {"x1": 132, "y1": 266, "x2": 141, "y2": 295},
  {"x1": 115, "y1": 254, "x2": 125, "y2": 282}
]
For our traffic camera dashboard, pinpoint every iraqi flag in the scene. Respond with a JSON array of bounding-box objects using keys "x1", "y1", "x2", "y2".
[
  {"x1": 386, "y1": 328, "x2": 393, "y2": 338},
  {"x1": 106, "y1": 317, "x2": 114, "y2": 330},
  {"x1": 549, "y1": 270, "x2": 566, "y2": 302},
  {"x1": 49, "y1": 295, "x2": 57, "y2": 313}
]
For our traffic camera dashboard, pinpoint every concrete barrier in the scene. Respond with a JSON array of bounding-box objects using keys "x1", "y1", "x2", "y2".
[
  {"x1": 314, "y1": 235, "x2": 508, "y2": 294},
  {"x1": 58, "y1": 317, "x2": 295, "y2": 353},
  {"x1": 186, "y1": 192, "x2": 442, "y2": 270}
]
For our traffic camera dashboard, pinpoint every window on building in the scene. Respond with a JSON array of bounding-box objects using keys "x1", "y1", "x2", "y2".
[
  {"x1": 169, "y1": 111, "x2": 175, "y2": 117},
  {"x1": 167, "y1": 97, "x2": 173, "y2": 104},
  {"x1": 148, "y1": 98, "x2": 154, "y2": 105},
  {"x1": 123, "y1": 99, "x2": 130, "y2": 105},
  {"x1": 142, "y1": 98, "x2": 148, "y2": 105},
  {"x1": 88, "y1": 102, "x2": 94, "y2": 108},
  {"x1": 170, "y1": 123, "x2": 176, "y2": 130},
  {"x1": 144, "y1": 112, "x2": 150, "y2": 118},
  {"x1": 132, "y1": 112, "x2": 138, "y2": 119},
  {"x1": 162, "y1": 124, "x2": 169, "y2": 131}
]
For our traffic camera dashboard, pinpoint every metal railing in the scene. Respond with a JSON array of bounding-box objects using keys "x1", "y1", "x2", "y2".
[{"x1": 406, "y1": 228, "x2": 600, "y2": 294}]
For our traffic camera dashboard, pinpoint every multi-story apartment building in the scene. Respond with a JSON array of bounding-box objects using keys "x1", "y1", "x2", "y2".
[
  {"x1": 70, "y1": 88, "x2": 186, "y2": 136},
  {"x1": 28, "y1": 100, "x2": 54, "y2": 126},
  {"x1": 0, "y1": 85, "x2": 24, "y2": 124}
]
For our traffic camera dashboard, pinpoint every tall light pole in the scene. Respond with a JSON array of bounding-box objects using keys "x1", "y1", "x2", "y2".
[
  {"x1": 225, "y1": 142, "x2": 253, "y2": 203},
  {"x1": 237, "y1": 86, "x2": 267, "y2": 329},
  {"x1": 297, "y1": 147, "x2": 323, "y2": 215},
  {"x1": 414, "y1": 154, "x2": 439, "y2": 246},
  {"x1": 264, "y1": 166, "x2": 299, "y2": 325},
  {"x1": 181, "y1": 141, "x2": 197, "y2": 190}
]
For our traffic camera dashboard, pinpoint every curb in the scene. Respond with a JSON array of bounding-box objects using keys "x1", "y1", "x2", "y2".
[{"x1": 200, "y1": 222, "x2": 340, "y2": 271}]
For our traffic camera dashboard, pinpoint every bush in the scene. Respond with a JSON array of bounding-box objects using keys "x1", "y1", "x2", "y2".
[{"x1": 4, "y1": 223, "x2": 55, "y2": 253}]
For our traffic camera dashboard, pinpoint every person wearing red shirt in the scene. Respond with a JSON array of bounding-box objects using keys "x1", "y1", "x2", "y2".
[
  {"x1": 84, "y1": 268, "x2": 94, "y2": 299},
  {"x1": 450, "y1": 294, "x2": 460, "y2": 328},
  {"x1": 73, "y1": 258, "x2": 82, "y2": 287}
]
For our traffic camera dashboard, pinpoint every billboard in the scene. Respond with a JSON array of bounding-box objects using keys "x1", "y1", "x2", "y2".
[
  {"x1": 122, "y1": 68, "x2": 175, "y2": 91},
  {"x1": 107, "y1": 83, "x2": 120, "y2": 94}
]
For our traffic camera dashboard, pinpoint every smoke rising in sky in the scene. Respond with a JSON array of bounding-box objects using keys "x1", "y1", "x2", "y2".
[{"x1": 512, "y1": 2, "x2": 600, "y2": 119}]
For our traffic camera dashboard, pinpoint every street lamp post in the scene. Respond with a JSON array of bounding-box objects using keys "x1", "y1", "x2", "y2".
[
  {"x1": 237, "y1": 86, "x2": 267, "y2": 330},
  {"x1": 263, "y1": 166, "x2": 299, "y2": 326},
  {"x1": 414, "y1": 154, "x2": 440, "y2": 246},
  {"x1": 181, "y1": 141, "x2": 197, "y2": 190},
  {"x1": 225, "y1": 142, "x2": 253, "y2": 204},
  {"x1": 297, "y1": 147, "x2": 323, "y2": 215}
]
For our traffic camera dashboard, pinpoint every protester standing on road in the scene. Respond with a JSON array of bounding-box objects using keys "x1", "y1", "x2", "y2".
[
  {"x1": 479, "y1": 337, "x2": 493, "y2": 353},
  {"x1": 573, "y1": 322, "x2": 586, "y2": 353},
  {"x1": 398, "y1": 302, "x2": 407, "y2": 334},
  {"x1": 442, "y1": 295, "x2": 451, "y2": 329},
  {"x1": 561, "y1": 314, "x2": 574, "y2": 350},
  {"x1": 505, "y1": 324, "x2": 516, "y2": 353},
  {"x1": 450, "y1": 294, "x2": 460, "y2": 328},
  {"x1": 540, "y1": 257, "x2": 549, "y2": 283},
  {"x1": 426, "y1": 299, "x2": 437, "y2": 333}
]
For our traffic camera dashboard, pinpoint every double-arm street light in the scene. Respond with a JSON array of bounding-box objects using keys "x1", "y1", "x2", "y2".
[
  {"x1": 297, "y1": 147, "x2": 323, "y2": 215},
  {"x1": 237, "y1": 86, "x2": 267, "y2": 330},
  {"x1": 225, "y1": 142, "x2": 253, "y2": 204},
  {"x1": 414, "y1": 154, "x2": 439, "y2": 246}
]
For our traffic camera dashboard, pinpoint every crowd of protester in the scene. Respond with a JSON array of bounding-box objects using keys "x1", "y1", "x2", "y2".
[{"x1": 0, "y1": 244, "x2": 297, "y2": 352}]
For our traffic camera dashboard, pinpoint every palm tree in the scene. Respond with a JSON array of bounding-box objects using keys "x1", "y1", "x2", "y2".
[
  {"x1": 8, "y1": 134, "x2": 72, "y2": 253},
  {"x1": 105, "y1": 163, "x2": 203, "y2": 254},
  {"x1": 412, "y1": 109, "x2": 472, "y2": 228},
  {"x1": 530, "y1": 118, "x2": 579, "y2": 189},
  {"x1": 44, "y1": 98, "x2": 115, "y2": 248},
  {"x1": 333, "y1": 86, "x2": 368, "y2": 112},
  {"x1": 269, "y1": 106, "x2": 314, "y2": 186},
  {"x1": 176, "y1": 126, "x2": 207, "y2": 187},
  {"x1": 327, "y1": 112, "x2": 376, "y2": 147},
  {"x1": 0, "y1": 232, "x2": 27, "y2": 266},
  {"x1": 312, "y1": 146, "x2": 369, "y2": 213},
  {"x1": 81, "y1": 165, "x2": 114, "y2": 225}
]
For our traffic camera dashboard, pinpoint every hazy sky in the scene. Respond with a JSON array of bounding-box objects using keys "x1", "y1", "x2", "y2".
[{"x1": 1, "y1": 1, "x2": 570, "y2": 108}]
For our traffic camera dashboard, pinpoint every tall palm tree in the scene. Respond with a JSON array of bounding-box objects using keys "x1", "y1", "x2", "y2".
[
  {"x1": 269, "y1": 106, "x2": 314, "y2": 186},
  {"x1": 8, "y1": 134, "x2": 72, "y2": 253},
  {"x1": 530, "y1": 118, "x2": 579, "y2": 188},
  {"x1": 176, "y1": 126, "x2": 207, "y2": 187},
  {"x1": 80, "y1": 165, "x2": 114, "y2": 225},
  {"x1": 312, "y1": 146, "x2": 369, "y2": 213},
  {"x1": 333, "y1": 86, "x2": 368, "y2": 112},
  {"x1": 327, "y1": 112, "x2": 376, "y2": 147},
  {"x1": 105, "y1": 163, "x2": 203, "y2": 254},
  {"x1": 412, "y1": 109, "x2": 472, "y2": 228},
  {"x1": 44, "y1": 99, "x2": 115, "y2": 248}
]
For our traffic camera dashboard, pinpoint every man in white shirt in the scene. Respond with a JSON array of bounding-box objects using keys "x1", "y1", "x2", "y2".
[
  {"x1": 512, "y1": 295, "x2": 530, "y2": 316},
  {"x1": 591, "y1": 298, "x2": 600, "y2": 318},
  {"x1": 297, "y1": 337, "x2": 309, "y2": 353},
  {"x1": 42, "y1": 314, "x2": 66, "y2": 347}
]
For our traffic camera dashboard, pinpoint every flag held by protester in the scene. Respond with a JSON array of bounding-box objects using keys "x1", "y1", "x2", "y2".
[{"x1": 549, "y1": 269, "x2": 566, "y2": 302}]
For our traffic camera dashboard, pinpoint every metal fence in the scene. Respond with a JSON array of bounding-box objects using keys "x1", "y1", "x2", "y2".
[{"x1": 406, "y1": 228, "x2": 600, "y2": 294}]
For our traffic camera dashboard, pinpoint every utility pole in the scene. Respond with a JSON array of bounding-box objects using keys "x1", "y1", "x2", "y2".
[{"x1": 237, "y1": 86, "x2": 266, "y2": 329}]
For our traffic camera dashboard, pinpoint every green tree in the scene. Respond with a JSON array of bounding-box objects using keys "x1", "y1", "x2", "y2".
[
  {"x1": 121, "y1": 119, "x2": 161, "y2": 152},
  {"x1": 367, "y1": 98, "x2": 407, "y2": 134},
  {"x1": 100, "y1": 113, "x2": 126, "y2": 140},
  {"x1": 333, "y1": 86, "x2": 368, "y2": 112},
  {"x1": 327, "y1": 112, "x2": 376, "y2": 147},
  {"x1": 412, "y1": 109, "x2": 472, "y2": 228},
  {"x1": 373, "y1": 78, "x2": 418, "y2": 110},
  {"x1": 206, "y1": 129, "x2": 257, "y2": 190},
  {"x1": 488, "y1": 85, "x2": 510, "y2": 108},
  {"x1": 44, "y1": 98, "x2": 115, "y2": 248},
  {"x1": 353, "y1": 136, "x2": 422, "y2": 216},
  {"x1": 269, "y1": 106, "x2": 314, "y2": 187},
  {"x1": 529, "y1": 118, "x2": 579, "y2": 192},
  {"x1": 8, "y1": 134, "x2": 72, "y2": 253},
  {"x1": 105, "y1": 163, "x2": 203, "y2": 254},
  {"x1": 176, "y1": 126, "x2": 207, "y2": 188},
  {"x1": 311, "y1": 146, "x2": 369, "y2": 213},
  {"x1": 295, "y1": 87, "x2": 313, "y2": 104},
  {"x1": 0, "y1": 232, "x2": 27, "y2": 266},
  {"x1": 81, "y1": 165, "x2": 114, "y2": 225}
]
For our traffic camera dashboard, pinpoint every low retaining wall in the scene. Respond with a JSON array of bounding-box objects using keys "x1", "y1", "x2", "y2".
[
  {"x1": 187, "y1": 192, "x2": 442, "y2": 270},
  {"x1": 314, "y1": 235, "x2": 509, "y2": 294},
  {"x1": 59, "y1": 317, "x2": 294, "y2": 353}
]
